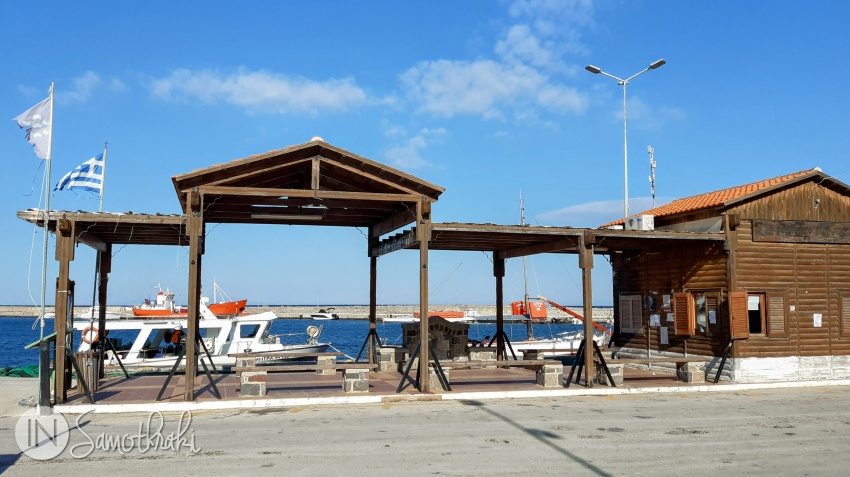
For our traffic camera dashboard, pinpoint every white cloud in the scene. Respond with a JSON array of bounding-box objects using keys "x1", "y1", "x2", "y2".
[
  {"x1": 398, "y1": 0, "x2": 593, "y2": 121},
  {"x1": 400, "y1": 59, "x2": 586, "y2": 119},
  {"x1": 605, "y1": 96, "x2": 686, "y2": 131},
  {"x1": 148, "y1": 68, "x2": 368, "y2": 115},
  {"x1": 383, "y1": 127, "x2": 447, "y2": 170},
  {"x1": 61, "y1": 71, "x2": 127, "y2": 104}
]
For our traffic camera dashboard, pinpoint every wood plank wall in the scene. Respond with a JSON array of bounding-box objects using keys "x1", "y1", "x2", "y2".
[
  {"x1": 734, "y1": 220, "x2": 850, "y2": 358},
  {"x1": 612, "y1": 242, "x2": 728, "y2": 356}
]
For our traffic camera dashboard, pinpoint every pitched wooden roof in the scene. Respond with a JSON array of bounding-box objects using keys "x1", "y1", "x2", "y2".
[
  {"x1": 601, "y1": 167, "x2": 847, "y2": 227},
  {"x1": 172, "y1": 138, "x2": 444, "y2": 230}
]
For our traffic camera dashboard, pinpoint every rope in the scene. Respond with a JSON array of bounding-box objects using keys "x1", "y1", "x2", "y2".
[{"x1": 328, "y1": 344, "x2": 357, "y2": 362}]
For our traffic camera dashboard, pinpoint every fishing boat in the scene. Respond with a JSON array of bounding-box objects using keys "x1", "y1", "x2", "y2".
[
  {"x1": 131, "y1": 282, "x2": 247, "y2": 318},
  {"x1": 131, "y1": 286, "x2": 187, "y2": 317},
  {"x1": 311, "y1": 308, "x2": 340, "y2": 320},
  {"x1": 75, "y1": 303, "x2": 330, "y2": 369},
  {"x1": 385, "y1": 308, "x2": 481, "y2": 323}
]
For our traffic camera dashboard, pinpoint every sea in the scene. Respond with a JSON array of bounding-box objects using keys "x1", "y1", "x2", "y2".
[{"x1": 0, "y1": 315, "x2": 588, "y2": 369}]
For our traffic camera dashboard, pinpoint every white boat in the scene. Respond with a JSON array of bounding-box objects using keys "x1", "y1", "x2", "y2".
[
  {"x1": 74, "y1": 303, "x2": 330, "y2": 369},
  {"x1": 45, "y1": 306, "x2": 124, "y2": 320},
  {"x1": 496, "y1": 328, "x2": 610, "y2": 358},
  {"x1": 382, "y1": 308, "x2": 481, "y2": 323},
  {"x1": 311, "y1": 308, "x2": 340, "y2": 320}
]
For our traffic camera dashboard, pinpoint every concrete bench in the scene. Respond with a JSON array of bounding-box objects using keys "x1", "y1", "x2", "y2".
[
  {"x1": 231, "y1": 359, "x2": 376, "y2": 396},
  {"x1": 228, "y1": 352, "x2": 344, "y2": 374},
  {"x1": 596, "y1": 356, "x2": 714, "y2": 386},
  {"x1": 428, "y1": 359, "x2": 565, "y2": 388}
]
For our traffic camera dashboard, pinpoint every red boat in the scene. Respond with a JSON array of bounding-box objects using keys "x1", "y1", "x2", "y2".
[
  {"x1": 132, "y1": 288, "x2": 187, "y2": 317},
  {"x1": 132, "y1": 284, "x2": 247, "y2": 318}
]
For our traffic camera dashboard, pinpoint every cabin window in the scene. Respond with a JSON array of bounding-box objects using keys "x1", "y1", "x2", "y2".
[
  {"x1": 619, "y1": 294, "x2": 643, "y2": 333},
  {"x1": 692, "y1": 292, "x2": 718, "y2": 336},
  {"x1": 747, "y1": 293, "x2": 765, "y2": 334},
  {"x1": 735, "y1": 291, "x2": 786, "y2": 338},
  {"x1": 239, "y1": 324, "x2": 260, "y2": 339}
]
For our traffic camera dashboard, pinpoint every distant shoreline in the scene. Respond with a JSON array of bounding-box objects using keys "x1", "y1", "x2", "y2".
[{"x1": 0, "y1": 304, "x2": 614, "y2": 322}]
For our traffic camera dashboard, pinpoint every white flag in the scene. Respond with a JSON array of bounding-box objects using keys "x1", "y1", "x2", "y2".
[{"x1": 13, "y1": 97, "x2": 52, "y2": 160}]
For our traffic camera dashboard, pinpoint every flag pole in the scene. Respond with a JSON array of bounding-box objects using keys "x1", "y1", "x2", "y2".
[
  {"x1": 37, "y1": 83, "x2": 55, "y2": 415},
  {"x1": 99, "y1": 142, "x2": 107, "y2": 212}
]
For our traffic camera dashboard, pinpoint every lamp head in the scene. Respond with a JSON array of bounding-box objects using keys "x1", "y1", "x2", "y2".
[
  {"x1": 585, "y1": 65, "x2": 602, "y2": 74},
  {"x1": 649, "y1": 59, "x2": 666, "y2": 69}
]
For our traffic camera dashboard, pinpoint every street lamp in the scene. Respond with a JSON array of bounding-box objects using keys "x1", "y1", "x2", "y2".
[{"x1": 586, "y1": 59, "x2": 666, "y2": 218}]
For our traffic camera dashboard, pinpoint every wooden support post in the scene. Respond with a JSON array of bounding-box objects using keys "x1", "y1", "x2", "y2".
[
  {"x1": 184, "y1": 190, "x2": 204, "y2": 401},
  {"x1": 54, "y1": 219, "x2": 76, "y2": 402},
  {"x1": 494, "y1": 253, "x2": 505, "y2": 360},
  {"x1": 368, "y1": 231, "x2": 378, "y2": 365},
  {"x1": 417, "y1": 199, "x2": 431, "y2": 392},
  {"x1": 579, "y1": 231, "x2": 594, "y2": 387},
  {"x1": 96, "y1": 245, "x2": 112, "y2": 378},
  {"x1": 723, "y1": 213, "x2": 739, "y2": 363}
]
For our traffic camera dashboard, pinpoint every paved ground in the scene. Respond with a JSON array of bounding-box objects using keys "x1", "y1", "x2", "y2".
[{"x1": 2, "y1": 377, "x2": 849, "y2": 476}]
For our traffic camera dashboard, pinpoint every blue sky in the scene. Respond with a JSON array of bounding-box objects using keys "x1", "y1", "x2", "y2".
[{"x1": 3, "y1": 1, "x2": 850, "y2": 308}]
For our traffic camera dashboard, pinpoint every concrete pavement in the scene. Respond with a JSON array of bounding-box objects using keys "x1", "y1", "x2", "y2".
[{"x1": 2, "y1": 376, "x2": 850, "y2": 475}]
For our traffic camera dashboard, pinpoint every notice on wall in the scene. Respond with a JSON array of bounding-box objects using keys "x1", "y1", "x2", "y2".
[
  {"x1": 666, "y1": 312, "x2": 675, "y2": 323},
  {"x1": 748, "y1": 296, "x2": 760, "y2": 311},
  {"x1": 662, "y1": 295, "x2": 671, "y2": 312},
  {"x1": 813, "y1": 313, "x2": 823, "y2": 328},
  {"x1": 709, "y1": 310, "x2": 717, "y2": 325},
  {"x1": 649, "y1": 314, "x2": 661, "y2": 327},
  {"x1": 660, "y1": 327, "x2": 669, "y2": 345}
]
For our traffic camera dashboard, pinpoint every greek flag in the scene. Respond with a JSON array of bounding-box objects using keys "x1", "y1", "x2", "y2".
[
  {"x1": 13, "y1": 97, "x2": 52, "y2": 160},
  {"x1": 54, "y1": 154, "x2": 104, "y2": 195}
]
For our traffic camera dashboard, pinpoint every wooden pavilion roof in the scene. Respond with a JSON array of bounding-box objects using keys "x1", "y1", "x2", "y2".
[
  {"x1": 16, "y1": 210, "x2": 188, "y2": 249},
  {"x1": 172, "y1": 138, "x2": 444, "y2": 231},
  {"x1": 372, "y1": 222, "x2": 725, "y2": 258}
]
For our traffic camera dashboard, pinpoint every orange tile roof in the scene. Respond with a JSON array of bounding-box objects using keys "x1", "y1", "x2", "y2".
[{"x1": 601, "y1": 168, "x2": 822, "y2": 227}]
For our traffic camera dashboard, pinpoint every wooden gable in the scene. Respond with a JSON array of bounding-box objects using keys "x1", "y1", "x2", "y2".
[{"x1": 171, "y1": 138, "x2": 444, "y2": 232}]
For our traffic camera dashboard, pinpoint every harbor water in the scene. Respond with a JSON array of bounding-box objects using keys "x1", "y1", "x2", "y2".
[{"x1": 0, "y1": 315, "x2": 590, "y2": 369}]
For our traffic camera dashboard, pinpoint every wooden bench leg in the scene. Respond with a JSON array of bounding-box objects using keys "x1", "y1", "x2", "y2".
[
  {"x1": 343, "y1": 368, "x2": 370, "y2": 392},
  {"x1": 241, "y1": 371, "x2": 267, "y2": 397},
  {"x1": 536, "y1": 363, "x2": 563, "y2": 387}
]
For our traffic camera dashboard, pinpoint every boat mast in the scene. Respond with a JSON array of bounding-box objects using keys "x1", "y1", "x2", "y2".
[{"x1": 520, "y1": 192, "x2": 534, "y2": 340}]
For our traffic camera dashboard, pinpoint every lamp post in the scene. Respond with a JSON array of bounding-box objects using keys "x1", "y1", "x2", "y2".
[{"x1": 585, "y1": 59, "x2": 666, "y2": 218}]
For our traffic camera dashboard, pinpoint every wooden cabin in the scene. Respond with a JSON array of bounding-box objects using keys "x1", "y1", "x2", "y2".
[{"x1": 604, "y1": 167, "x2": 850, "y2": 382}]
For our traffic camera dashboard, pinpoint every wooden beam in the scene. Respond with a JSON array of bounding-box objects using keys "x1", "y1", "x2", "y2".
[
  {"x1": 197, "y1": 185, "x2": 423, "y2": 203},
  {"x1": 578, "y1": 233, "x2": 594, "y2": 388},
  {"x1": 311, "y1": 157, "x2": 320, "y2": 193},
  {"x1": 500, "y1": 237, "x2": 577, "y2": 259},
  {"x1": 75, "y1": 229, "x2": 108, "y2": 252},
  {"x1": 184, "y1": 191, "x2": 204, "y2": 401},
  {"x1": 494, "y1": 256, "x2": 505, "y2": 360},
  {"x1": 417, "y1": 199, "x2": 431, "y2": 392},
  {"x1": 370, "y1": 230, "x2": 416, "y2": 257},
  {"x1": 54, "y1": 220, "x2": 76, "y2": 403},
  {"x1": 370, "y1": 209, "x2": 416, "y2": 238}
]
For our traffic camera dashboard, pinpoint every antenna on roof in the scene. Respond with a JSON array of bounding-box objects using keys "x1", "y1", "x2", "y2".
[{"x1": 648, "y1": 145, "x2": 656, "y2": 208}]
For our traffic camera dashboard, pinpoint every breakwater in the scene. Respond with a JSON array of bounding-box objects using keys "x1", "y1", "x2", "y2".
[{"x1": 0, "y1": 304, "x2": 614, "y2": 322}]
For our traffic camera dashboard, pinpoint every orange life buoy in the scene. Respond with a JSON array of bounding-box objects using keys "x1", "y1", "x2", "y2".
[{"x1": 82, "y1": 326, "x2": 100, "y2": 344}]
